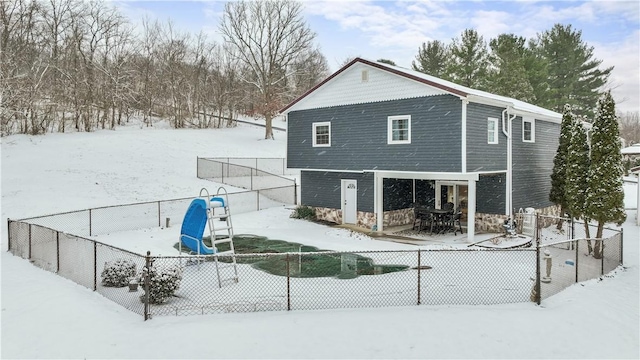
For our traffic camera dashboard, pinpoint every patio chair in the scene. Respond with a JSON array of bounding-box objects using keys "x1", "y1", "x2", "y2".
[
  {"x1": 413, "y1": 204, "x2": 433, "y2": 232},
  {"x1": 450, "y1": 211, "x2": 463, "y2": 235}
]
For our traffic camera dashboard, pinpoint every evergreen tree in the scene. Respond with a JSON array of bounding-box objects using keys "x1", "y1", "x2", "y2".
[
  {"x1": 487, "y1": 34, "x2": 535, "y2": 103},
  {"x1": 586, "y1": 91, "x2": 626, "y2": 259},
  {"x1": 377, "y1": 58, "x2": 396, "y2": 66},
  {"x1": 533, "y1": 24, "x2": 613, "y2": 119},
  {"x1": 549, "y1": 105, "x2": 575, "y2": 225},
  {"x1": 564, "y1": 112, "x2": 592, "y2": 251},
  {"x1": 522, "y1": 42, "x2": 550, "y2": 108},
  {"x1": 447, "y1": 29, "x2": 489, "y2": 89},
  {"x1": 412, "y1": 40, "x2": 449, "y2": 78}
]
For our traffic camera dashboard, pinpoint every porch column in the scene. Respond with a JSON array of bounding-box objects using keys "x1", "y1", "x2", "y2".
[
  {"x1": 375, "y1": 172, "x2": 384, "y2": 232},
  {"x1": 467, "y1": 179, "x2": 476, "y2": 243}
]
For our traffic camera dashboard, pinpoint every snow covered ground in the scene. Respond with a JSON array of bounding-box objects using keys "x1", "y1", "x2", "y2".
[{"x1": 2, "y1": 121, "x2": 638, "y2": 359}]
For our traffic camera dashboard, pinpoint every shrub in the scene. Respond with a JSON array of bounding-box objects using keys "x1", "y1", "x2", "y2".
[
  {"x1": 290, "y1": 205, "x2": 316, "y2": 220},
  {"x1": 101, "y1": 259, "x2": 137, "y2": 287},
  {"x1": 137, "y1": 263, "x2": 183, "y2": 304}
]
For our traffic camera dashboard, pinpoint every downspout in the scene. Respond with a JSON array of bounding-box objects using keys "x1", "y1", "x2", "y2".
[{"x1": 501, "y1": 108, "x2": 516, "y2": 223}]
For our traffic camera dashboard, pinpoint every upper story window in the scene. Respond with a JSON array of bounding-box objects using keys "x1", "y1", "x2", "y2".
[
  {"x1": 488, "y1": 117, "x2": 499, "y2": 144},
  {"x1": 312, "y1": 122, "x2": 331, "y2": 147},
  {"x1": 523, "y1": 117, "x2": 535, "y2": 142},
  {"x1": 387, "y1": 115, "x2": 411, "y2": 144}
]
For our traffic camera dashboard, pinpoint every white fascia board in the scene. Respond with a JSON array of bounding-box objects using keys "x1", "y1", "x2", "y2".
[
  {"x1": 368, "y1": 170, "x2": 479, "y2": 182},
  {"x1": 292, "y1": 168, "x2": 365, "y2": 173}
]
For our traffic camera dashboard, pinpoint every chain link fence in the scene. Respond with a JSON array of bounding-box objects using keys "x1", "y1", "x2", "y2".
[
  {"x1": 197, "y1": 158, "x2": 297, "y2": 202},
  {"x1": 533, "y1": 215, "x2": 624, "y2": 302},
  {"x1": 7, "y1": 211, "x2": 624, "y2": 320},
  {"x1": 199, "y1": 157, "x2": 296, "y2": 176}
]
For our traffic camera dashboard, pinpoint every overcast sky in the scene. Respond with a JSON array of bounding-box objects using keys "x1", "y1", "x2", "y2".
[{"x1": 114, "y1": 0, "x2": 640, "y2": 114}]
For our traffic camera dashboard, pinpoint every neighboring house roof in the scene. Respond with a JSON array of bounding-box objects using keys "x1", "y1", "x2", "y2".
[
  {"x1": 622, "y1": 144, "x2": 640, "y2": 155},
  {"x1": 280, "y1": 57, "x2": 561, "y2": 122}
]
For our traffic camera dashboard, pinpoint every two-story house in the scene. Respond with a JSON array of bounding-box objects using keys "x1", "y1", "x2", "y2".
[{"x1": 281, "y1": 58, "x2": 562, "y2": 241}]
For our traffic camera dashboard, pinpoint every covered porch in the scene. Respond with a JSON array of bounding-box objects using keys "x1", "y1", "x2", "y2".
[{"x1": 371, "y1": 170, "x2": 480, "y2": 242}]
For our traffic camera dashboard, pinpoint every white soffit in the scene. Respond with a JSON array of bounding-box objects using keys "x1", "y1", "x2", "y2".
[{"x1": 286, "y1": 63, "x2": 448, "y2": 112}]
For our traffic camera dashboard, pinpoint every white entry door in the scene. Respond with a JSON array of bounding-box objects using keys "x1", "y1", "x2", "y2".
[{"x1": 341, "y1": 179, "x2": 357, "y2": 224}]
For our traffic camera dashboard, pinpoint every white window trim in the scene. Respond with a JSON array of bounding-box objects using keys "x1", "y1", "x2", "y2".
[
  {"x1": 522, "y1": 117, "x2": 535, "y2": 143},
  {"x1": 312, "y1": 121, "x2": 331, "y2": 147},
  {"x1": 487, "y1": 117, "x2": 499, "y2": 144},
  {"x1": 387, "y1": 115, "x2": 411, "y2": 144}
]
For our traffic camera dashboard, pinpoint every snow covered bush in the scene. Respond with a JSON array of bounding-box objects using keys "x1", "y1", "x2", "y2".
[
  {"x1": 101, "y1": 259, "x2": 137, "y2": 287},
  {"x1": 137, "y1": 263, "x2": 183, "y2": 304}
]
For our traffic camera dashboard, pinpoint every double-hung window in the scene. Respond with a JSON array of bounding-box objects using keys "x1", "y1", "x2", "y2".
[
  {"x1": 523, "y1": 117, "x2": 535, "y2": 142},
  {"x1": 387, "y1": 115, "x2": 411, "y2": 144},
  {"x1": 312, "y1": 122, "x2": 331, "y2": 147},
  {"x1": 488, "y1": 117, "x2": 499, "y2": 144}
]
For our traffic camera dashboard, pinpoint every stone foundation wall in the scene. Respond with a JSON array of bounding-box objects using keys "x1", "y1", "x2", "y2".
[
  {"x1": 313, "y1": 207, "x2": 377, "y2": 229},
  {"x1": 475, "y1": 204, "x2": 561, "y2": 233},
  {"x1": 313, "y1": 207, "x2": 414, "y2": 230},
  {"x1": 383, "y1": 208, "x2": 413, "y2": 227}
]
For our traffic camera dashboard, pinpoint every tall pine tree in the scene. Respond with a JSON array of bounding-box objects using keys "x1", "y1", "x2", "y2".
[
  {"x1": 549, "y1": 105, "x2": 575, "y2": 226},
  {"x1": 586, "y1": 91, "x2": 626, "y2": 259},
  {"x1": 412, "y1": 40, "x2": 449, "y2": 78},
  {"x1": 533, "y1": 24, "x2": 613, "y2": 119},
  {"x1": 487, "y1": 34, "x2": 535, "y2": 103},
  {"x1": 564, "y1": 113, "x2": 592, "y2": 252},
  {"x1": 447, "y1": 29, "x2": 489, "y2": 89}
]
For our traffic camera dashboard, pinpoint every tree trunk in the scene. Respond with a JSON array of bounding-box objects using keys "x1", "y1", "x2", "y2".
[
  {"x1": 556, "y1": 206, "x2": 565, "y2": 230},
  {"x1": 265, "y1": 115, "x2": 274, "y2": 139},
  {"x1": 584, "y1": 221, "x2": 593, "y2": 255},
  {"x1": 592, "y1": 223, "x2": 604, "y2": 259}
]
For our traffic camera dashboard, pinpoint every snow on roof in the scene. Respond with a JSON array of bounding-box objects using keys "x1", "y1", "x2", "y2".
[
  {"x1": 281, "y1": 57, "x2": 561, "y2": 121},
  {"x1": 622, "y1": 143, "x2": 640, "y2": 155},
  {"x1": 370, "y1": 59, "x2": 561, "y2": 120}
]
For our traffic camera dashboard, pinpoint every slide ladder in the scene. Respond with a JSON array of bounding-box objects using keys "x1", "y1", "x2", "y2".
[{"x1": 201, "y1": 187, "x2": 239, "y2": 287}]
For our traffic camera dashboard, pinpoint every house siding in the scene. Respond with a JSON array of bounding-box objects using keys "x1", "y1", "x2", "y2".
[
  {"x1": 512, "y1": 118, "x2": 560, "y2": 210},
  {"x1": 300, "y1": 170, "x2": 375, "y2": 212},
  {"x1": 466, "y1": 102, "x2": 508, "y2": 172},
  {"x1": 288, "y1": 95, "x2": 463, "y2": 172},
  {"x1": 477, "y1": 173, "x2": 506, "y2": 214}
]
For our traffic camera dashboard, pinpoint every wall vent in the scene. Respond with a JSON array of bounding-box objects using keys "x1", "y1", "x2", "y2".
[{"x1": 361, "y1": 70, "x2": 369, "y2": 82}]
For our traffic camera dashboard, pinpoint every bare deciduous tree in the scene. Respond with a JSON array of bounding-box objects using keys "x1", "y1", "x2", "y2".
[{"x1": 219, "y1": 0, "x2": 315, "y2": 139}]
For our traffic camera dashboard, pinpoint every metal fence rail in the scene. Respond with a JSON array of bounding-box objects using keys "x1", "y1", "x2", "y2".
[
  {"x1": 197, "y1": 158, "x2": 297, "y2": 193},
  {"x1": 7, "y1": 212, "x2": 624, "y2": 320},
  {"x1": 199, "y1": 157, "x2": 296, "y2": 176}
]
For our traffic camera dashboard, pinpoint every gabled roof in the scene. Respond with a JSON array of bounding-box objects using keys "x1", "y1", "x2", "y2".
[{"x1": 280, "y1": 57, "x2": 561, "y2": 122}]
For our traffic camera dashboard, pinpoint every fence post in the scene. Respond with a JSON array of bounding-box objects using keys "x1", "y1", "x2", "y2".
[
  {"x1": 294, "y1": 179, "x2": 298, "y2": 205},
  {"x1": 417, "y1": 250, "x2": 421, "y2": 305},
  {"x1": 144, "y1": 251, "x2": 151, "y2": 320},
  {"x1": 256, "y1": 190, "x2": 260, "y2": 211},
  {"x1": 601, "y1": 241, "x2": 605, "y2": 276},
  {"x1": 535, "y1": 214, "x2": 541, "y2": 305},
  {"x1": 93, "y1": 241, "x2": 97, "y2": 291},
  {"x1": 56, "y1": 231, "x2": 60, "y2": 273},
  {"x1": 575, "y1": 239, "x2": 579, "y2": 283},
  {"x1": 7, "y1": 219, "x2": 11, "y2": 252},
  {"x1": 28, "y1": 224, "x2": 32, "y2": 260},
  {"x1": 286, "y1": 253, "x2": 291, "y2": 311},
  {"x1": 89, "y1": 209, "x2": 92, "y2": 236},
  {"x1": 157, "y1": 201, "x2": 161, "y2": 227},
  {"x1": 620, "y1": 228, "x2": 624, "y2": 266}
]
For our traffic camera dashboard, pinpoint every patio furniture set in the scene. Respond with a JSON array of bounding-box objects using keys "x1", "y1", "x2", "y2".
[{"x1": 412, "y1": 202, "x2": 464, "y2": 235}]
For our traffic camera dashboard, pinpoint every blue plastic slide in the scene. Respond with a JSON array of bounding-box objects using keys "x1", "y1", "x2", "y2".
[{"x1": 179, "y1": 199, "x2": 214, "y2": 255}]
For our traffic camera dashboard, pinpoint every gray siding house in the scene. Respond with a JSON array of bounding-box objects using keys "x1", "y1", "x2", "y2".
[{"x1": 281, "y1": 58, "x2": 561, "y2": 241}]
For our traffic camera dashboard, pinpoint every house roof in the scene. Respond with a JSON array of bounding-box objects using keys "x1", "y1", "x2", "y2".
[
  {"x1": 280, "y1": 57, "x2": 561, "y2": 122},
  {"x1": 622, "y1": 144, "x2": 640, "y2": 155}
]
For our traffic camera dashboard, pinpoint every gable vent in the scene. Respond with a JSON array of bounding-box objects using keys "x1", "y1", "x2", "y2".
[{"x1": 361, "y1": 70, "x2": 369, "y2": 82}]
